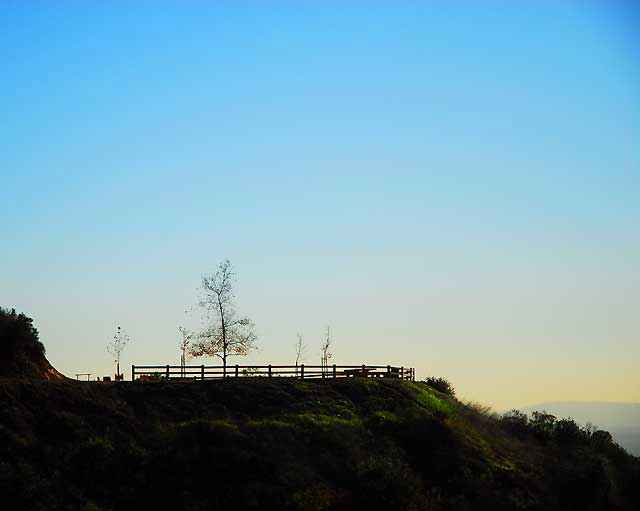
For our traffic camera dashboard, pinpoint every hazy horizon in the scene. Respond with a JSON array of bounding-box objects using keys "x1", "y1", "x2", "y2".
[{"x1": 2, "y1": 2, "x2": 639, "y2": 411}]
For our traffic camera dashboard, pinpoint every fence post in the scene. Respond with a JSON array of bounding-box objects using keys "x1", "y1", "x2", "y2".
[
  {"x1": 131, "y1": 365, "x2": 135, "y2": 382},
  {"x1": 201, "y1": 364, "x2": 205, "y2": 380},
  {"x1": 300, "y1": 364, "x2": 304, "y2": 379},
  {"x1": 235, "y1": 365, "x2": 239, "y2": 378},
  {"x1": 268, "y1": 364, "x2": 272, "y2": 378},
  {"x1": 166, "y1": 364, "x2": 170, "y2": 381},
  {"x1": 362, "y1": 364, "x2": 365, "y2": 377},
  {"x1": 401, "y1": 366, "x2": 404, "y2": 380},
  {"x1": 387, "y1": 364, "x2": 390, "y2": 377},
  {"x1": 333, "y1": 364, "x2": 336, "y2": 378}
]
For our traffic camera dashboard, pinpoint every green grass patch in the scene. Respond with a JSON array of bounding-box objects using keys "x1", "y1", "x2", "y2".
[{"x1": 408, "y1": 383, "x2": 454, "y2": 415}]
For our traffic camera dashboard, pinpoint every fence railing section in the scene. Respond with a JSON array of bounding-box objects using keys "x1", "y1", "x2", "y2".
[{"x1": 131, "y1": 364, "x2": 415, "y2": 382}]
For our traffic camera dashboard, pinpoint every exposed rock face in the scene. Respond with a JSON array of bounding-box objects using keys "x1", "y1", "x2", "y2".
[
  {"x1": 40, "y1": 363, "x2": 66, "y2": 381},
  {"x1": 0, "y1": 308, "x2": 65, "y2": 380}
]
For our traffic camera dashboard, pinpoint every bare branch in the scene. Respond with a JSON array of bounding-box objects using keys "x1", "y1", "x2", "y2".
[
  {"x1": 295, "y1": 332, "x2": 306, "y2": 367},
  {"x1": 187, "y1": 259, "x2": 256, "y2": 368},
  {"x1": 107, "y1": 325, "x2": 130, "y2": 380}
]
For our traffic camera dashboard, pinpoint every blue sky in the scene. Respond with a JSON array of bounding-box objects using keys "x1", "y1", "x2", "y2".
[{"x1": 1, "y1": 2, "x2": 639, "y2": 409}]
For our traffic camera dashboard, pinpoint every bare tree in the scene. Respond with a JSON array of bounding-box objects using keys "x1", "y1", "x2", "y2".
[
  {"x1": 178, "y1": 326, "x2": 192, "y2": 378},
  {"x1": 295, "y1": 332, "x2": 306, "y2": 376},
  {"x1": 107, "y1": 326, "x2": 129, "y2": 381},
  {"x1": 189, "y1": 259, "x2": 257, "y2": 376},
  {"x1": 320, "y1": 326, "x2": 332, "y2": 377}
]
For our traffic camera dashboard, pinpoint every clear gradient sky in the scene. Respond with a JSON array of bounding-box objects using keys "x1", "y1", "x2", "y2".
[{"x1": 1, "y1": 2, "x2": 639, "y2": 410}]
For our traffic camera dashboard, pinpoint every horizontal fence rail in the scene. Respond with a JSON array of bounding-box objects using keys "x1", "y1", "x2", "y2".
[{"x1": 131, "y1": 364, "x2": 415, "y2": 382}]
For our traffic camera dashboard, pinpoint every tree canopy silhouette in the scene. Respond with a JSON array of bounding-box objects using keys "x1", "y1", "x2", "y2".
[{"x1": 0, "y1": 307, "x2": 64, "y2": 379}]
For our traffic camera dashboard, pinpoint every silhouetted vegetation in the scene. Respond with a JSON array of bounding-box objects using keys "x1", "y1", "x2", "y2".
[
  {"x1": 107, "y1": 325, "x2": 130, "y2": 381},
  {"x1": 1, "y1": 312, "x2": 638, "y2": 509},
  {"x1": 420, "y1": 376, "x2": 456, "y2": 397},
  {"x1": 185, "y1": 259, "x2": 257, "y2": 371},
  {"x1": 499, "y1": 408, "x2": 640, "y2": 510},
  {"x1": 501, "y1": 408, "x2": 633, "y2": 453},
  {"x1": 0, "y1": 378, "x2": 638, "y2": 510},
  {"x1": 0, "y1": 308, "x2": 63, "y2": 380}
]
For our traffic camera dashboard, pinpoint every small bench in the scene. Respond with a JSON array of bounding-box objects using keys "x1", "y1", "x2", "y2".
[
  {"x1": 384, "y1": 366, "x2": 401, "y2": 378},
  {"x1": 343, "y1": 367, "x2": 374, "y2": 378}
]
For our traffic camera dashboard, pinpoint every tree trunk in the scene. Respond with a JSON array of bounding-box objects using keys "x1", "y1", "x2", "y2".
[{"x1": 218, "y1": 293, "x2": 227, "y2": 377}]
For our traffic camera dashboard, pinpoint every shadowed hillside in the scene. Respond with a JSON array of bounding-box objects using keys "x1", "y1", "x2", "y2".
[
  {"x1": 0, "y1": 308, "x2": 65, "y2": 380},
  {"x1": 0, "y1": 377, "x2": 638, "y2": 511},
  {"x1": 1, "y1": 310, "x2": 638, "y2": 510}
]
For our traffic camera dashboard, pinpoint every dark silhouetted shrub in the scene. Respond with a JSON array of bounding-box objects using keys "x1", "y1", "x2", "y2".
[
  {"x1": 500, "y1": 410, "x2": 529, "y2": 437},
  {"x1": 554, "y1": 418, "x2": 584, "y2": 445},
  {"x1": 420, "y1": 377, "x2": 456, "y2": 397},
  {"x1": 0, "y1": 308, "x2": 47, "y2": 378},
  {"x1": 590, "y1": 430, "x2": 613, "y2": 448},
  {"x1": 530, "y1": 411, "x2": 557, "y2": 442}
]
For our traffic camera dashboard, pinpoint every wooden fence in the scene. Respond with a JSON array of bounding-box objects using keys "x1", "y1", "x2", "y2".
[{"x1": 131, "y1": 364, "x2": 415, "y2": 382}]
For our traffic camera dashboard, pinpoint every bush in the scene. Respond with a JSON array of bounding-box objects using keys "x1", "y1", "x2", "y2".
[
  {"x1": 0, "y1": 308, "x2": 46, "y2": 377},
  {"x1": 500, "y1": 410, "x2": 597, "y2": 447},
  {"x1": 554, "y1": 418, "x2": 584, "y2": 445},
  {"x1": 529, "y1": 411, "x2": 557, "y2": 442},
  {"x1": 138, "y1": 373, "x2": 166, "y2": 381},
  {"x1": 500, "y1": 410, "x2": 529, "y2": 437},
  {"x1": 464, "y1": 401, "x2": 495, "y2": 418},
  {"x1": 420, "y1": 377, "x2": 456, "y2": 397},
  {"x1": 590, "y1": 430, "x2": 613, "y2": 448}
]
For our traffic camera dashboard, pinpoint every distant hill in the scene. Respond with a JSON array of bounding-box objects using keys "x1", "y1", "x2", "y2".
[{"x1": 519, "y1": 401, "x2": 640, "y2": 456}]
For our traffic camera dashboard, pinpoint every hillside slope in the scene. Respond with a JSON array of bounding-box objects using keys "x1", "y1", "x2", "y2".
[
  {"x1": 0, "y1": 308, "x2": 65, "y2": 380},
  {"x1": 0, "y1": 378, "x2": 638, "y2": 511}
]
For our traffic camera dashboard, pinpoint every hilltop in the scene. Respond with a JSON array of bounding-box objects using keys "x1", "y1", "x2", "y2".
[
  {"x1": 0, "y1": 377, "x2": 638, "y2": 511},
  {"x1": 1, "y1": 310, "x2": 638, "y2": 510}
]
